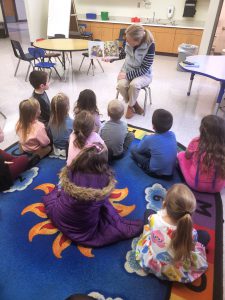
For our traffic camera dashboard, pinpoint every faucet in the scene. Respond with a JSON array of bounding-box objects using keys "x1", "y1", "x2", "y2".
[{"x1": 152, "y1": 11, "x2": 155, "y2": 23}]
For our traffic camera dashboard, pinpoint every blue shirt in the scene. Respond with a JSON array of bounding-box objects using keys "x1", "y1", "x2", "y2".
[
  {"x1": 50, "y1": 116, "x2": 73, "y2": 149},
  {"x1": 136, "y1": 131, "x2": 177, "y2": 175}
]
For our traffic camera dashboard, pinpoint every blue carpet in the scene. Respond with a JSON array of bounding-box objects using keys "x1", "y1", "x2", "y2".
[{"x1": 0, "y1": 131, "x2": 195, "y2": 300}]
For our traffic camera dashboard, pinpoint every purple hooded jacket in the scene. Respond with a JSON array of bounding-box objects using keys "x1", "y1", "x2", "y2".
[{"x1": 43, "y1": 167, "x2": 143, "y2": 247}]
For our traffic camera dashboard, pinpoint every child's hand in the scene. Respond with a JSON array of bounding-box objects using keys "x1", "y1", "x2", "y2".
[{"x1": 4, "y1": 161, "x2": 14, "y2": 164}]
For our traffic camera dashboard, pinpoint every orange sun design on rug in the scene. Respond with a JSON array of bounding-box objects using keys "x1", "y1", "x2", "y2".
[{"x1": 21, "y1": 183, "x2": 135, "y2": 259}]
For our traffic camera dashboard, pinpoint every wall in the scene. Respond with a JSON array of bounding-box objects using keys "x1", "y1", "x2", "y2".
[
  {"x1": 199, "y1": 0, "x2": 221, "y2": 54},
  {"x1": 15, "y1": 0, "x2": 26, "y2": 21},
  {"x1": 76, "y1": 0, "x2": 209, "y2": 22},
  {"x1": 0, "y1": 6, "x2": 3, "y2": 22},
  {"x1": 24, "y1": 0, "x2": 49, "y2": 41}
]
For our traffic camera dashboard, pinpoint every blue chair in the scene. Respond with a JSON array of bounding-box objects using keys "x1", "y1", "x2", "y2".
[
  {"x1": 11, "y1": 40, "x2": 35, "y2": 81},
  {"x1": 28, "y1": 48, "x2": 61, "y2": 80}
]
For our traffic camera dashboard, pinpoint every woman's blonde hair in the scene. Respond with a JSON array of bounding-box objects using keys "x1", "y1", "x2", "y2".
[
  {"x1": 126, "y1": 24, "x2": 154, "y2": 45},
  {"x1": 49, "y1": 92, "x2": 69, "y2": 131},
  {"x1": 163, "y1": 184, "x2": 196, "y2": 262},
  {"x1": 16, "y1": 98, "x2": 40, "y2": 142}
]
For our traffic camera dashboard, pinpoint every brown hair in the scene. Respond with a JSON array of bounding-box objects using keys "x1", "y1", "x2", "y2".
[
  {"x1": 73, "y1": 111, "x2": 95, "y2": 149},
  {"x1": 125, "y1": 24, "x2": 154, "y2": 45},
  {"x1": 108, "y1": 99, "x2": 124, "y2": 121},
  {"x1": 163, "y1": 184, "x2": 196, "y2": 262},
  {"x1": 152, "y1": 109, "x2": 173, "y2": 133},
  {"x1": 197, "y1": 115, "x2": 225, "y2": 178},
  {"x1": 74, "y1": 89, "x2": 99, "y2": 116},
  {"x1": 70, "y1": 143, "x2": 111, "y2": 176},
  {"x1": 29, "y1": 70, "x2": 48, "y2": 89},
  {"x1": 49, "y1": 93, "x2": 69, "y2": 131},
  {"x1": 16, "y1": 98, "x2": 40, "y2": 141}
]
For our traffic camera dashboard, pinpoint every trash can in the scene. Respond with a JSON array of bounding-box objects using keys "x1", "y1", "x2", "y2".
[{"x1": 177, "y1": 43, "x2": 198, "y2": 71}]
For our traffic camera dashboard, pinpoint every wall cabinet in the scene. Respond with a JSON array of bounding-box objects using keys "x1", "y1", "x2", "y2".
[{"x1": 78, "y1": 21, "x2": 203, "y2": 54}]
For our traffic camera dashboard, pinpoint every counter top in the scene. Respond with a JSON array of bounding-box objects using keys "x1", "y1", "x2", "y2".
[{"x1": 78, "y1": 14, "x2": 205, "y2": 30}]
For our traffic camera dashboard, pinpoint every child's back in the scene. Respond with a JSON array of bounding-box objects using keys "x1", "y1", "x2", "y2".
[
  {"x1": 131, "y1": 109, "x2": 177, "y2": 177},
  {"x1": 100, "y1": 100, "x2": 134, "y2": 159},
  {"x1": 49, "y1": 93, "x2": 73, "y2": 156}
]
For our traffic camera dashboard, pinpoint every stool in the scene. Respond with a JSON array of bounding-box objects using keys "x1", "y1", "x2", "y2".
[
  {"x1": 116, "y1": 86, "x2": 152, "y2": 116},
  {"x1": 79, "y1": 52, "x2": 104, "y2": 76}
]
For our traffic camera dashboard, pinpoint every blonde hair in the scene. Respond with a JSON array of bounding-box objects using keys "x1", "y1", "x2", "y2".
[
  {"x1": 163, "y1": 184, "x2": 196, "y2": 262},
  {"x1": 16, "y1": 98, "x2": 40, "y2": 142},
  {"x1": 126, "y1": 24, "x2": 154, "y2": 45},
  {"x1": 108, "y1": 99, "x2": 124, "y2": 121},
  {"x1": 49, "y1": 92, "x2": 69, "y2": 131}
]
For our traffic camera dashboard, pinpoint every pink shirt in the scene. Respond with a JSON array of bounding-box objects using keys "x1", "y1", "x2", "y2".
[
  {"x1": 17, "y1": 120, "x2": 50, "y2": 152},
  {"x1": 67, "y1": 131, "x2": 105, "y2": 166}
]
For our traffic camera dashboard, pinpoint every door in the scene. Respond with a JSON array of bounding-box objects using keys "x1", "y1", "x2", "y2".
[{"x1": 213, "y1": 1, "x2": 225, "y2": 53}]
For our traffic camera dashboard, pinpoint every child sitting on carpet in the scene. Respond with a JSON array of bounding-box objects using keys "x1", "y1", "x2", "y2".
[
  {"x1": 16, "y1": 98, "x2": 51, "y2": 159},
  {"x1": 29, "y1": 70, "x2": 50, "y2": 126},
  {"x1": 131, "y1": 109, "x2": 177, "y2": 178},
  {"x1": 0, "y1": 126, "x2": 38, "y2": 191},
  {"x1": 67, "y1": 111, "x2": 106, "y2": 166},
  {"x1": 136, "y1": 183, "x2": 209, "y2": 283},
  {"x1": 48, "y1": 92, "x2": 73, "y2": 157},
  {"x1": 43, "y1": 143, "x2": 143, "y2": 247},
  {"x1": 73, "y1": 89, "x2": 101, "y2": 133},
  {"x1": 177, "y1": 115, "x2": 225, "y2": 193},
  {"x1": 100, "y1": 99, "x2": 134, "y2": 161}
]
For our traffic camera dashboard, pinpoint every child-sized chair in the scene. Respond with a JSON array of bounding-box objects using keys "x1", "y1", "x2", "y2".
[{"x1": 28, "y1": 48, "x2": 61, "y2": 80}]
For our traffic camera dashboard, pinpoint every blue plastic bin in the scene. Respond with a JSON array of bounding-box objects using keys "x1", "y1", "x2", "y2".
[{"x1": 86, "y1": 13, "x2": 97, "y2": 19}]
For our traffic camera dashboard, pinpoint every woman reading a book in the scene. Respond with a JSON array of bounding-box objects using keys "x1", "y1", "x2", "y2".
[{"x1": 117, "y1": 24, "x2": 155, "y2": 119}]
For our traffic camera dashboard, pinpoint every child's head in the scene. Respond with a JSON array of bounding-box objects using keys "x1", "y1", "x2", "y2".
[
  {"x1": 108, "y1": 99, "x2": 124, "y2": 121},
  {"x1": 73, "y1": 111, "x2": 95, "y2": 149},
  {"x1": 74, "y1": 89, "x2": 98, "y2": 115},
  {"x1": 163, "y1": 184, "x2": 196, "y2": 261},
  {"x1": 152, "y1": 109, "x2": 173, "y2": 133},
  {"x1": 29, "y1": 70, "x2": 49, "y2": 91},
  {"x1": 198, "y1": 115, "x2": 225, "y2": 178},
  {"x1": 49, "y1": 93, "x2": 69, "y2": 129},
  {"x1": 16, "y1": 98, "x2": 40, "y2": 140},
  {"x1": 70, "y1": 143, "x2": 109, "y2": 175}
]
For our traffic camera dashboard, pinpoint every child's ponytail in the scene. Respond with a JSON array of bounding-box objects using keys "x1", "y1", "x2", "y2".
[
  {"x1": 171, "y1": 213, "x2": 194, "y2": 261},
  {"x1": 164, "y1": 184, "x2": 196, "y2": 262},
  {"x1": 73, "y1": 111, "x2": 95, "y2": 149}
]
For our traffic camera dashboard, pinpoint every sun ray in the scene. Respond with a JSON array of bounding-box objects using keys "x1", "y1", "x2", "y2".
[
  {"x1": 113, "y1": 203, "x2": 136, "y2": 217},
  {"x1": 21, "y1": 202, "x2": 47, "y2": 218},
  {"x1": 109, "y1": 187, "x2": 128, "y2": 202},
  {"x1": 29, "y1": 220, "x2": 59, "y2": 242},
  {"x1": 77, "y1": 245, "x2": 95, "y2": 258},
  {"x1": 52, "y1": 232, "x2": 72, "y2": 258},
  {"x1": 34, "y1": 183, "x2": 55, "y2": 194}
]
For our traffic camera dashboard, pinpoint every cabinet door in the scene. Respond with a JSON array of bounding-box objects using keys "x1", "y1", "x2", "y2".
[
  {"x1": 91, "y1": 23, "x2": 102, "y2": 40},
  {"x1": 101, "y1": 27, "x2": 113, "y2": 41},
  {"x1": 153, "y1": 28, "x2": 175, "y2": 53},
  {"x1": 172, "y1": 29, "x2": 203, "y2": 53},
  {"x1": 112, "y1": 24, "x2": 128, "y2": 41}
]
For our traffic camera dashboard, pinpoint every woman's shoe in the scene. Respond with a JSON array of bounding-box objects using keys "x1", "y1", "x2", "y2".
[
  {"x1": 125, "y1": 106, "x2": 134, "y2": 119},
  {"x1": 133, "y1": 102, "x2": 144, "y2": 115}
]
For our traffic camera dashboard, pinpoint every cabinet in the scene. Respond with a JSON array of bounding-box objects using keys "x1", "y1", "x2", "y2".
[
  {"x1": 172, "y1": 28, "x2": 203, "y2": 53},
  {"x1": 78, "y1": 21, "x2": 203, "y2": 54}
]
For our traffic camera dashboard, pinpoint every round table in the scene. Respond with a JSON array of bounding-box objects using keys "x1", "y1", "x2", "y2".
[{"x1": 33, "y1": 38, "x2": 89, "y2": 71}]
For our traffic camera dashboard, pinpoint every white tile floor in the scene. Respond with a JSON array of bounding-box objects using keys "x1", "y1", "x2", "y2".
[{"x1": 0, "y1": 26, "x2": 224, "y2": 292}]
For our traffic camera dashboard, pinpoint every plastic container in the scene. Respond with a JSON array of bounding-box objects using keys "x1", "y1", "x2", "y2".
[
  {"x1": 101, "y1": 11, "x2": 109, "y2": 20},
  {"x1": 177, "y1": 43, "x2": 198, "y2": 71},
  {"x1": 131, "y1": 17, "x2": 141, "y2": 22},
  {"x1": 86, "y1": 13, "x2": 97, "y2": 20}
]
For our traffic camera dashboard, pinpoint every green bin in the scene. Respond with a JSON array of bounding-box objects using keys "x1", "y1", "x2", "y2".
[{"x1": 101, "y1": 11, "x2": 109, "y2": 20}]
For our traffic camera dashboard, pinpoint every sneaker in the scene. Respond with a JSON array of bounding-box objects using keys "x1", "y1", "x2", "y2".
[{"x1": 125, "y1": 106, "x2": 134, "y2": 119}]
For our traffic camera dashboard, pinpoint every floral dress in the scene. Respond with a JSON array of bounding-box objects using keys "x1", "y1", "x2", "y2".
[{"x1": 135, "y1": 210, "x2": 208, "y2": 283}]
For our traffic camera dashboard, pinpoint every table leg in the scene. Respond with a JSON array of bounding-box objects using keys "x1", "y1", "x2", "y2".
[
  {"x1": 187, "y1": 73, "x2": 195, "y2": 96},
  {"x1": 62, "y1": 52, "x2": 66, "y2": 70},
  {"x1": 214, "y1": 81, "x2": 225, "y2": 115}
]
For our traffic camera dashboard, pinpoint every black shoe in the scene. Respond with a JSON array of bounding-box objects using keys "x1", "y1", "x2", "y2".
[{"x1": 27, "y1": 154, "x2": 40, "y2": 168}]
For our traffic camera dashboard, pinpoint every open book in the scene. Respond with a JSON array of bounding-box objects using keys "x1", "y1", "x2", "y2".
[{"x1": 88, "y1": 41, "x2": 119, "y2": 59}]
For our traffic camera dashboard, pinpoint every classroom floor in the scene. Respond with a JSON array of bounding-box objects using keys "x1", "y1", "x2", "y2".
[{"x1": 0, "y1": 27, "x2": 224, "y2": 290}]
